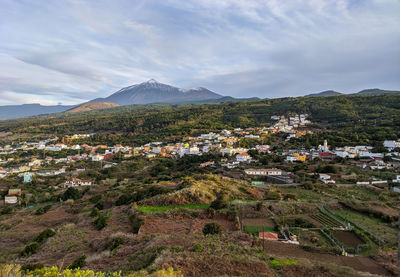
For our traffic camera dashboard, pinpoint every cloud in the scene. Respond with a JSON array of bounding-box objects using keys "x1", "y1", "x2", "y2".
[{"x1": 0, "y1": 0, "x2": 399, "y2": 104}]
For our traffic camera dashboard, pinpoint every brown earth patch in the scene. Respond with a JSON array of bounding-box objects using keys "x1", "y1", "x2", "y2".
[
  {"x1": 162, "y1": 255, "x2": 274, "y2": 277},
  {"x1": 332, "y1": 231, "x2": 364, "y2": 248},
  {"x1": 264, "y1": 240, "x2": 389, "y2": 276},
  {"x1": 241, "y1": 218, "x2": 275, "y2": 227},
  {"x1": 140, "y1": 216, "x2": 237, "y2": 235}
]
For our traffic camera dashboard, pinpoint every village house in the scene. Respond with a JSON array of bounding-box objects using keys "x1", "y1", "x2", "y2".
[
  {"x1": 245, "y1": 168, "x2": 283, "y2": 176},
  {"x1": 64, "y1": 179, "x2": 93, "y2": 188},
  {"x1": 8, "y1": 188, "x2": 22, "y2": 196},
  {"x1": 236, "y1": 152, "x2": 251, "y2": 163},
  {"x1": 4, "y1": 195, "x2": 18, "y2": 205},
  {"x1": 24, "y1": 173, "x2": 33, "y2": 182},
  {"x1": 200, "y1": 161, "x2": 215, "y2": 167},
  {"x1": 319, "y1": 174, "x2": 335, "y2": 184}
]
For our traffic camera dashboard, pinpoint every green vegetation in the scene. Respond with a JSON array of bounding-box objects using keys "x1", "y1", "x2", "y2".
[
  {"x1": 136, "y1": 204, "x2": 209, "y2": 213},
  {"x1": 34, "y1": 204, "x2": 52, "y2": 215},
  {"x1": 129, "y1": 214, "x2": 144, "y2": 234},
  {"x1": 33, "y1": 228, "x2": 56, "y2": 244},
  {"x1": 203, "y1": 223, "x2": 222, "y2": 235},
  {"x1": 269, "y1": 257, "x2": 298, "y2": 270},
  {"x1": 244, "y1": 225, "x2": 275, "y2": 235},
  {"x1": 68, "y1": 255, "x2": 86, "y2": 269},
  {"x1": 2, "y1": 95, "x2": 399, "y2": 146}
]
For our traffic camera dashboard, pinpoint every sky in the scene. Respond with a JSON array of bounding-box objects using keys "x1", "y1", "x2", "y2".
[{"x1": 0, "y1": 0, "x2": 399, "y2": 105}]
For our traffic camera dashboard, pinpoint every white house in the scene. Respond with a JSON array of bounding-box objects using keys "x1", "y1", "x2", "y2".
[
  {"x1": 319, "y1": 174, "x2": 335, "y2": 184},
  {"x1": 92, "y1": 154, "x2": 104, "y2": 162},
  {"x1": 4, "y1": 196, "x2": 18, "y2": 205},
  {"x1": 393, "y1": 175, "x2": 400, "y2": 183},
  {"x1": 384, "y1": 140, "x2": 400, "y2": 150},
  {"x1": 245, "y1": 168, "x2": 282, "y2": 176},
  {"x1": 64, "y1": 180, "x2": 92, "y2": 188},
  {"x1": 236, "y1": 153, "x2": 251, "y2": 163}
]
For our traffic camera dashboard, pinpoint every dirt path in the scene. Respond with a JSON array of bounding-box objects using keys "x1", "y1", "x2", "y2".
[{"x1": 264, "y1": 240, "x2": 390, "y2": 276}]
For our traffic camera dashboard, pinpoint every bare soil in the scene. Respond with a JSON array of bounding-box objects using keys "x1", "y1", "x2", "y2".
[
  {"x1": 241, "y1": 218, "x2": 275, "y2": 227},
  {"x1": 332, "y1": 231, "x2": 364, "y2": 248},
  {"x1": 264, "y1": 240, "x2": 390, "y2": 276}
]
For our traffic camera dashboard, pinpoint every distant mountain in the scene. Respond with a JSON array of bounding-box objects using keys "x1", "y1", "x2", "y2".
[
  {"x1": 354, "y1": 88, "x2": 400, "y2": 96},
  {"x1": 0, "y1": 104, "x2": 74, "y2": 120},
  {"x1": 66, "y1": 102, "x2": 119, "y2": 113},
  {"x1": 305, "y1": 90, "x2": 343, "y2": 97},
  {"x1": 90, "y1": 79, "x2": 223, "y2": 105}
]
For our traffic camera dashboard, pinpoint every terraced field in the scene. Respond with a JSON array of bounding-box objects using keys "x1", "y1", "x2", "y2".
[{"x1": 310, "y1": 213, "x2": 343, "y2": 228}]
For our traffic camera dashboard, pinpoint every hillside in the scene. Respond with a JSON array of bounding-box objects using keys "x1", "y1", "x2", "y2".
[
  {"x1": 0, "y1": 104, "x2": 74, "y2": 120},
  {"x1": 66, "y1": 102, "x2": 119, "y2": 113},
  {"x1": 354, "y1": 88, "x2": 400, "y2": 96},
  {"x1": 90, "y1": 79, "x2": 223, "y2": 105},
  {"x1": 1, "y1": 94, "x2": 399, "y2": 147},
  {"x1": 305, "y1": 90, "x2": 343, "y2": 97}
]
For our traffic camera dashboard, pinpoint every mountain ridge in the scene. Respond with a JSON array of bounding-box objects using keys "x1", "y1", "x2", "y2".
[{"x1": 89, "y1": 79, "x2": 223, "y2": 105}]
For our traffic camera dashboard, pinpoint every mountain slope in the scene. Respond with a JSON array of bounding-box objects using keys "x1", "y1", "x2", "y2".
[
  {"x1": 66, "y1": 102, "x2": 119, "y2": 113},
  {"x1": 0, "y1": 104, "x2": 74, "y2": 120},
  {"x1": 305, "y1": 90, "x2": 343, "y2": 97},
  {"x1": 354, "y1": 88, "x2": 400, "y2": 96},
  {"x1": 90, "y1": 79, "x2": 223, "y2": 105}
]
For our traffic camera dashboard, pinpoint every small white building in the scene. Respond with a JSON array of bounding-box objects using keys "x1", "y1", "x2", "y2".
[
  {"x1": 393, "y1": 175, "x2": 400, "y2": 183},
  {"x1": 92, "y1": 154, "x2": 104, "y2": 162},
  {"x1": 319, "y1": 174, "x2": 335, "y2": 184},
  {"x1": 245, "y1": 168, "x2": 283, "y2": 176},
  {"x1": 4, "y1": 196, "x2": 18, "y2": 205},
  {"x1": 236, "y1": 153, "x2": 251, "y2": 163}
]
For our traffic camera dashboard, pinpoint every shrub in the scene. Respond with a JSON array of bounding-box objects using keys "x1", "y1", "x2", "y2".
[
  {"x1": 20, "y1": 242, "x2": 40, "y2": 257},
  {"x1": 255, "y1": 202, "x2": 263, "y2": 211},
  {"x1": 203, "y1": 223, "x2": 222, "y2": 235},
  {"x1": 94, "y1": 201, "x2": 104, "y2": 210},
  {"x1": 0, "y1": 206, "x2": 13, "y2": 215},
  {"x1": 61, "y1": 188, "x2": 81, "y2": 201},
  {"x1": 210, "y1": 193, "x2": 228, "y2": 210},
  {"x1": 34, "y1": 228, "x2": 56, "y2": 243},
  {"x1": 206, "y1": 207, "x2": 216, "y2": 218},
  {"x1": 89, "y1": 208, "x2": 99, "y2": 218},
  {"x1": 94, "y1": 214, "x2": 107, "y2": 230},
  {"x1": 129, "y1": 214, "x2": 144, "y2": 234},
  {"x1": 21, "y1": 263, "x2": 44, "y2": 273},
  {"x1": 88, "y1": 194, "x2": 102, "y2": 204},
  {"x1": 264, "y1": 190, "x2": 281, "y2": 200},
  {"x1": 106, "y1": 237, "x2": 124, "y2": 251},
  {"x1": 116, "y1": 194, "x2": 133, "y2": 206},
  {"x1": 35, "y1": 205, "x2": 52, "y2": 215},
  {"x1": 192, "y1": 243, "x2": 205, "y2": 252},
  {"x1": 68, "y1": 255, "x2": 86, "y2": 269}
]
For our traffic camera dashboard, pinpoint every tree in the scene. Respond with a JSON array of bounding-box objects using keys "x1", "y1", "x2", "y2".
[
  {"x1": 210, "y1": 193, "x2": 228, "y2": 210},
  {"x1": 203, "y1": 223, "x2": 221, "y2": 235},
  {"x1": 129, "y1": 213, "x2": 144, "y2": 234},
  {"x1": 61, "y1": 187, "x2": 81, "y2": 201},
  {"x1": 94, "y1": 214, "x2": 107, "y2": 230}
]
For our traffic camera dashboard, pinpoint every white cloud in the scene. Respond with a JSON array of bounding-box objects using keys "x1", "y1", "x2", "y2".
[{"x1": 0, "y1": 0, "x2": 399, "y2": 104}]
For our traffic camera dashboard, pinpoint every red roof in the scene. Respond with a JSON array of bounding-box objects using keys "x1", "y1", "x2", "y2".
[
  {"x1": 259, "y1": 232, "x2": 278, "y2": 240},
  {"x1": 319, "y1": 152, "x2": 336, "y2": 157},
  {"x1": 238, "y1": 153, "x2": 249, "y2": 156}
]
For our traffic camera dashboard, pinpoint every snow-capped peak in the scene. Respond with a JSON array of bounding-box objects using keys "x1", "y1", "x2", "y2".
[{"x1": 146, "y1": 79, "x2": 158, "y2": 84}]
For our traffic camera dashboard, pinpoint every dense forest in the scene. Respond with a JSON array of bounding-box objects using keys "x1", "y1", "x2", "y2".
[{"x1": 0, "y1": 95, "x2": 399, "y2": 147}]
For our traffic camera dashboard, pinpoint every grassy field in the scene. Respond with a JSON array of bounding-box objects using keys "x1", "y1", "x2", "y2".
[
  {"x1": 244, "y1": 225, "x2": 275, "y2": 235},
  {"x1": 137, "y1": 204, "x2": 209, "y2": 213},
  {"x1": 334, "y1": 209, "x2": 397, "y2": 246},
  {"x1": 277, "y1": 187, "x2": 329, "y2": 202}
]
